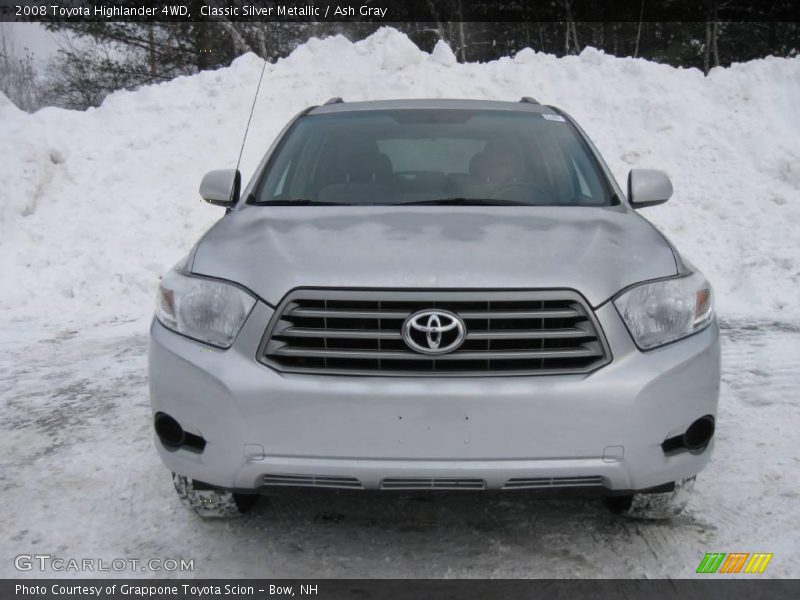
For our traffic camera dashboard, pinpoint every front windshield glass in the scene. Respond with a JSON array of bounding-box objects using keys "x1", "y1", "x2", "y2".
[{"x1": 252, "y1": 109, "x2": 611, "y2": 206}]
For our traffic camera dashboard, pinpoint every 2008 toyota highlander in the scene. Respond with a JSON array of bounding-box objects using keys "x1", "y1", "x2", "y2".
[{"x1": 149, "y1": 98, "x2": 719, "y2": 519}]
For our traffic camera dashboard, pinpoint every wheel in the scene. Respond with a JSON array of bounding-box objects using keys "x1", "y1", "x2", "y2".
[
  {"x1": 172, "y1": 473, "x2": 257, "y2": 518},
  {"x1": 606, "y1": 476, "x2": 696, "y2": 520}
]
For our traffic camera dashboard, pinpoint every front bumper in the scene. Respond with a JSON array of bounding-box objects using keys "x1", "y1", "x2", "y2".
[{"x1": 148, "y1": 300, "x2": 720, "y2": 493}]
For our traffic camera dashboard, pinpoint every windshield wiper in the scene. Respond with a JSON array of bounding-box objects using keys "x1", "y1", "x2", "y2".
[
  {"x1": 248, "y1": 198, "x2": 351, "y2": 206},
  {"x1": 395, "y1": 197, "x2": 532, "y2": 206},
  {"x1": 249, "y1": 197, "x2": 534, "y2": 207}
]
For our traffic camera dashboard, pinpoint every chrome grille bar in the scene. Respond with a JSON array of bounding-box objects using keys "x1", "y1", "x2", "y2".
[
  {"x1": 286, "y1": 307, "x2": 583, "y2": 319},
  {"x1": 280, "y1": 327, "x2": 404, "y2": 340},
  {"x1": 286, "y1": 307, "x2": 411, "y2": 319},
  {"x1": 271, "y1": 345, "x2": 602, "y2": 361},
  {"x1": 467, "y1": 326, "x2": 592, "y2": 340}
]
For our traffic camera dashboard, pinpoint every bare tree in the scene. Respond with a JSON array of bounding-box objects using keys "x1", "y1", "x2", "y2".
[
  {"x1": 43, "y1": 41, "x2": 128, "y2": 109},
  {"x1": 704, "y1": 0, "x2": 723, "y2": 75},
  {"x1": 634, "y1": 0, "x2": 645, "y2": 58},
  {"x1": 0, "y1": 24, "x2": 42, "y2": 111},
  {"x1": 564, "y1": 0, "x2": 581, "y2": 55}
]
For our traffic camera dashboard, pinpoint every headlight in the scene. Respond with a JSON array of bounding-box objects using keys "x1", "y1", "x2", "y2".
[
  {"x1": 155, "y1": 268, "x2": 256, "y2": 348},
  {"x1": 613, "y1": 272, "x2": 714, "y2": 350}
]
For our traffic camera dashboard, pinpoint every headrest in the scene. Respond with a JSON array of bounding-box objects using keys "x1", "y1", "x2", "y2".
[
  {"x1": 346, "y1": 151, "x2": 392, "y2": 183},
  {"x1": 469, "y1": 141, "x2": 524, "y2": 183}
]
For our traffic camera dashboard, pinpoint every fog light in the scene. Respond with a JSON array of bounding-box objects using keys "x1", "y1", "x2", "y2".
[
  {"x1": 154, "y1": 412, "x2": 185, "y2": 447},
  {"x1": 683, "y1": 415, "x2": 715, "y2": 450}
]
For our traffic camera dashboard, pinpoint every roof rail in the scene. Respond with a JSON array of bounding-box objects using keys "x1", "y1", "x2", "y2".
[
  {"x1": 519, "y1": 96, "x2": 540, "y2": 105},
  {"x1": 324, "y1": 97, "x2": 344, "y2": 105}
]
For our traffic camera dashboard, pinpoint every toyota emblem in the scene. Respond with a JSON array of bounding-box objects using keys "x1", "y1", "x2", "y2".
[{"x1": 402, "y1": 309, "x2": 467, "y2": 355}]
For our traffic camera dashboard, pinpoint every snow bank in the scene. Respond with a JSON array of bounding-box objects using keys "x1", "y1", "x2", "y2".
[{"x1": 1, "y1": 28, "x2": 799, "y2": 325}]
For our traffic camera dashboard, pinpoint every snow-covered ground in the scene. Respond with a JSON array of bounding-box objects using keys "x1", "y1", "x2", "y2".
[
  {"x1": 1, "y1": 317, "x2": 798, "y2": 578},
  {"x1": 0, "y1": 28, "x2": 799, "y2": 578}
]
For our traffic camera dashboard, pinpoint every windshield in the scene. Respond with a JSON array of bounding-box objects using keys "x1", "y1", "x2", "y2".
[{"x1": 252, "y1": 109, "x2": 612, "y2": 206}]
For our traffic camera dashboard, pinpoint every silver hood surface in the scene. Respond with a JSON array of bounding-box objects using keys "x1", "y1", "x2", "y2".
[{"x1": 189, "y1": 205, "x2": 677, "y2": 307}]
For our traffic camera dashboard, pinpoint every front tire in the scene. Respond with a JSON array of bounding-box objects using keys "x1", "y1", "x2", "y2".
[
  {"x1": 606, "y1": 476, "x2": 696, "y2": 520},
  {"x1": 172, "y1": 473, "x2": 257, "y2": 518}
]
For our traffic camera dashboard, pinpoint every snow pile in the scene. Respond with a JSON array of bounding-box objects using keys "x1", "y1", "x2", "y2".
[{"x1": 1, "y1": 28, "x2": 799, "y2": 326}]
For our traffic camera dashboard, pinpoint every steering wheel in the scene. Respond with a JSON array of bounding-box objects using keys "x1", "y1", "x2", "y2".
[{"x1": 491, "y1": 182, "x2": 554, "y2": 204}]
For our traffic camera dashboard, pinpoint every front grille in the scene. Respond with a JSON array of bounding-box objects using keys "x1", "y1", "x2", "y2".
[
  {"x1": 502, "y1": 476, "x2": 605, "y2": 490},
  {"x1": 258, "y1": 289, "x2": 610, "y2": 376}
]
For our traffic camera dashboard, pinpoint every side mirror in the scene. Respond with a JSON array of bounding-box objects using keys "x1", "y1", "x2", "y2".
[
  {"x1": 199, "y1": 169, "x2": 240, "y2": 208},
  {"x1": 628, "y1": 169, "x2": 673, "y2": 209}
]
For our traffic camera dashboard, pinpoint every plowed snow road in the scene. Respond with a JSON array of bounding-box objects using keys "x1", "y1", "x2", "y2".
[{"x1": 1, "y1": 317, "x2": 798, "y2": 578}]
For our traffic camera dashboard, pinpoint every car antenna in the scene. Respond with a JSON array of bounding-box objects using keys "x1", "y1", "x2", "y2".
[{"x1": 233, "y1": 55, "x2": 269, "y2": 200}]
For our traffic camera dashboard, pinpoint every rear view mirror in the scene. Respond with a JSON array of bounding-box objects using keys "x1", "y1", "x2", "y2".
[
  {"x1": 628, "y1": 169, "x2": 673, "y2": 208},
  {"x1": 199, "y1": 169, "x2": 240, "y2": 207}
]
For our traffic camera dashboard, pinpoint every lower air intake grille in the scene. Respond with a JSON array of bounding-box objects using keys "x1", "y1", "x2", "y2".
[
  {"x1": 258, "y1": 289, "x2": 610, "y2": 376},
  {"x1": 260, "y1": 474, "x2": 363, "y2": 489},
  {"x1": 502, "y1": 476, "x2": 605, "y2": 490},
  {"x1": 380, "y1": 478, "x2": 486, "y2": 490}
]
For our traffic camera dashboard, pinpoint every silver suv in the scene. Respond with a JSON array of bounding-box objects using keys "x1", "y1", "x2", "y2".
[{"x1": 150, "y1": 99, "x2": 719, "y2": 519}]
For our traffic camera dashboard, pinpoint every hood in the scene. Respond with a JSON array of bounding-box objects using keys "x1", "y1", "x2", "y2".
[{"x1": 190, "y1": 205, "x2": 677, "y2": 307}]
